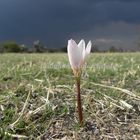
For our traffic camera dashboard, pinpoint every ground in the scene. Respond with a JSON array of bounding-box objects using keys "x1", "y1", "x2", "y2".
[{"x1": 0, "y1": 53, "x2": 140, "y2": 140}]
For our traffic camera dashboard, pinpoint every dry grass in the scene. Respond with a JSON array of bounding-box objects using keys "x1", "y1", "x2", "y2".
[{"x1": 0, "y1": 53, "x2": 140, "y2": 139}]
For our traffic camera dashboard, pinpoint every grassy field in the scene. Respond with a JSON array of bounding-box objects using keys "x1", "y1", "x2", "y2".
[{"x1": 0, "y1": 53, "x2": 140, "y2": 139}]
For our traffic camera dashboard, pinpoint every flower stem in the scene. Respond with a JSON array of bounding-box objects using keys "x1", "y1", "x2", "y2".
[{"x1": 76, "y1": 78, "x2": 83, "y2": 126}]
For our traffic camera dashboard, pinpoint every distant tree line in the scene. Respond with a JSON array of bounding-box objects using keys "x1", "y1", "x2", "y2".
[
  {"x1": 0, "y1": 41, "x2": 27, "y2": 53},
  {"x1": 0, "y1": 40, "x2": 67, "y2": 53},
  {"x1": 0, "y1": 40, "x2": 138, "y2": 53}
]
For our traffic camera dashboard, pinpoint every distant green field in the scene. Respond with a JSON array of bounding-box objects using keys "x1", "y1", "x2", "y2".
[{"x1": 0, "y1": 53, "x2": 140, "y2": 139}]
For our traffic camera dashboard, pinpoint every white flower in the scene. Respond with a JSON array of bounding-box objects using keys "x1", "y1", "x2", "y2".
[{"x1": 67, "y1": 39, "x2": 91, "y2": 75}]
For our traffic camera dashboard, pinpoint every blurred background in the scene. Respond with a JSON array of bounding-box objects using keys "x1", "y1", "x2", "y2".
[{"x1": 0, "y1": 0, "x2": 140, "y2": 53}]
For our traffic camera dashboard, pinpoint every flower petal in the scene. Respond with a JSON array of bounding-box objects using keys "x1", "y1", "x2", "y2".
[
  {"x1": 85, "y1": 41, "x2": 92, "y2": 57},
  {"x1": 78, "y1": 39, "x2": 85, "y2": 50},
  {"x1": 78, "y1": 39, "x2": 86, "y2": 65},
  {"x1": 67, "y1": 39, "x2": 81, "y2": 70}
]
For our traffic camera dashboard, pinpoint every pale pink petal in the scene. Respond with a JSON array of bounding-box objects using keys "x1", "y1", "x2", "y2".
[
  {"x1": 67, "y1": 39, "x2": 81, "y2": 70},
  {"x1": 85, "y1": 41, "x2": 92, "y2": 57},
  {"x1": 78, "y1": 39, "x2": 86, "y2": 65},
  {"x1": 78, "y1": 39, "x2": 85, "y2": 50}
]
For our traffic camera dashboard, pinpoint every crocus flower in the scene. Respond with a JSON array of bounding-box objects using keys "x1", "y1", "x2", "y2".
[
  {"x1": 67, "y1": 39, "x2": 92, "y2": 76},
  {"x1": 67, "y1": 39, "x2": 92, "y2": 126}
]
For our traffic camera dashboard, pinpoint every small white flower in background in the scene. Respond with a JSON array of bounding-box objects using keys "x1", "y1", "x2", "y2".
[{"x1": 67, "y1": 39, "x2": 92, "y2": 76}]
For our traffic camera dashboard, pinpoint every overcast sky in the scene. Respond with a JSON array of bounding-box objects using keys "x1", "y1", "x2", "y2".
[{"x1": 0, "y1": 0, "x2": 140, "y2": 50}]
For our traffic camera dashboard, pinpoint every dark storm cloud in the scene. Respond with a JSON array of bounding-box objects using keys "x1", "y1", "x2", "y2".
[{"x1": 0, "y1": 0, "x2": 140, "y2": 48}]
